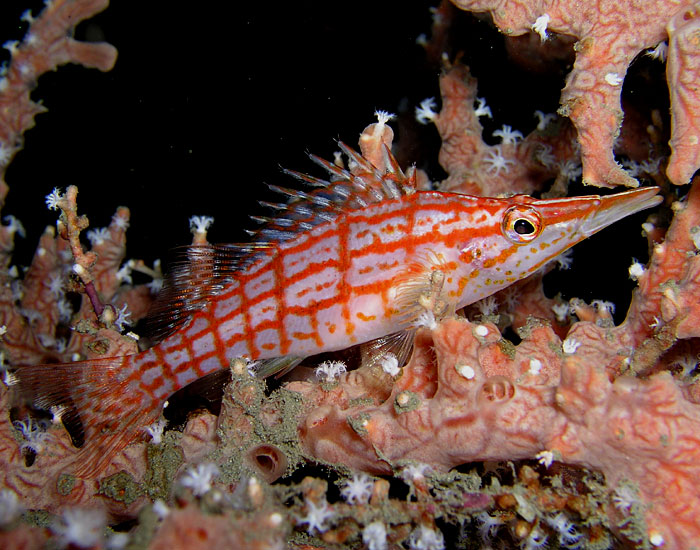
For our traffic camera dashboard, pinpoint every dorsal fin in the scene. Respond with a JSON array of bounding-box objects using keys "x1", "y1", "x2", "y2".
[
  {"x1": 142, "y1": 143, "x2": 415, "y2": 346},
  {"x1": 248, "y1": 142, "x2": 416, "y2": 242},
  {"x1": 141, "y1": 243, "x2": 272, "y2": 344}
]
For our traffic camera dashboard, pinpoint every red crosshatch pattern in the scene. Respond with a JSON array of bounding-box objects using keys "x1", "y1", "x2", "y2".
[
  {"x1": 125, "y1": 189, "x2": 659, "y2": 404},
  {"x1": 126, "y1": 192, "x2": 501, "y2": 401}
]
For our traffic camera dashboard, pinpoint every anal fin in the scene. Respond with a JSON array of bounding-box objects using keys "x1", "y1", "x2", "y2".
[{"x1": 249, "y1": 355, "x2": 305, "y2": 379}]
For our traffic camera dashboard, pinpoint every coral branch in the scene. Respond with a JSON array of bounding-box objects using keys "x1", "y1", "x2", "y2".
[
  {"x1": 449, "y1": 0, "x2": 697, "y2": 186},
  {"x1": 0, "y1": 0, "x2": 116, "y2": 205},
  {"x1": 429, "y1": 63, "x2": 591, "y2": 197}
]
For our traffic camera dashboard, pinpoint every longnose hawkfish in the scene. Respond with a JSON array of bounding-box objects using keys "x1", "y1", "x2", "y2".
[{"x1": 16, "y1": 142, "x2": 661, "y2": 476}]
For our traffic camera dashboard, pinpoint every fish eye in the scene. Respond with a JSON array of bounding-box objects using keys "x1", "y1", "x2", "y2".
[
  {"x1": 514, "y1": 218, "x2": 535, "y2": 235},
  {"x1": 502, "y1": 205, "x2": 542, "y2": 243}
]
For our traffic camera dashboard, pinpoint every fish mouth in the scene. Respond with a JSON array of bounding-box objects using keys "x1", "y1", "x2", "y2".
[{"x1": 580, "y1": 186, "x2": 662, "y2": 237}]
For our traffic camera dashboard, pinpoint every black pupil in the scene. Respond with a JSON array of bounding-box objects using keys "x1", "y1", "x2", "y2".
[{"x1": 514, "y1": 218, "x2": 535, "y2": 235}]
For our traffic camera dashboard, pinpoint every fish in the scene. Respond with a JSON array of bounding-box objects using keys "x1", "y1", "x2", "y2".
[{"x1": 15, "y1": 143, "x2": 662, "y2": 476}]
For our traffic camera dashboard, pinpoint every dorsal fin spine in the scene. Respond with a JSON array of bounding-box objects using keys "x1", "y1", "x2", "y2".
[
  {"x1": 308, "y1": 154, "x2": 351, "y2": 181},
  {"x1": 265, "y1": 184, "x2": 298, "y2": 198},
  {"x1": 338, "y1": 142, "x2": 376, "y2": 174},
  {"x1": 382, "y1": 144, "x2": 403, "y2": 176},
  {"x1": 280, "y1": 168, "x2": 329, "y2": 188},
  {"x1": 258, "y1": 200, "x2": 287, "y2": 211},
  {"x1": 144, "y1": 143, "x2": 415, "y2": 345},
  {"x1": 382, "y1": 178, "x2": 402, "y2": 200}
]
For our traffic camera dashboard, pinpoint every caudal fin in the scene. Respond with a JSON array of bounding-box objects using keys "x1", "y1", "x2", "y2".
[{"x1": 15, "y1": 356, "x2": 160, "y2": 478}]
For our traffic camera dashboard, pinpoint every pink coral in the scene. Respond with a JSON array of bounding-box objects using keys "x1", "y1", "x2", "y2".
[
  {"x1": 148, "y1": 503, "x2": 288, "y2": 550},
  {"x1": 450, "y1": 0, "x2": 699, "y2": 187},
  {"x1": 295, "y1": 316, "x2": 700, "y2": 547},
  {"x1": 0, "y1": 0, "x2": 116, "y2": 202},
  {"x1": 0, "y1": 384, "x2": 150, "y2": 518},
  {"x1": 431, "y1": 63, "x2": 581, "y2": 196}
]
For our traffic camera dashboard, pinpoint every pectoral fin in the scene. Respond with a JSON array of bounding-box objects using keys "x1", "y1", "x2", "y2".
[{"x1": 390, "y1": 252, "x2": 452, "y2": 329}]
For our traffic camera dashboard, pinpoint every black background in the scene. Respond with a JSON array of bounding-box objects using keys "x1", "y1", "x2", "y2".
[{"x1": 0, "y1": 1, "x2": 666, "y2": 319}]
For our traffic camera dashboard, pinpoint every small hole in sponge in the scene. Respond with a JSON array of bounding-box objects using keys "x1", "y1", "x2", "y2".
[{"x1": 479, "y1": 375, "x2": 516, "y2": 404}]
